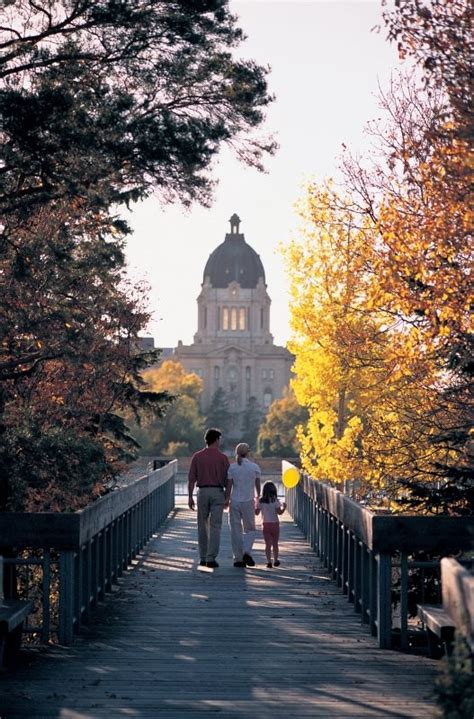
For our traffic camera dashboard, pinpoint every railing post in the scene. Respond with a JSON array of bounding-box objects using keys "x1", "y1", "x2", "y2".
[
  {"x1": 331, "y1": 517, "x2": 337, "y2": 580},
  {"x1": 317, "y1": 504, "x2": 323, "y2": 557},
  {"x1": 41, "y1": 549, "x2": 51, "y2": 643},
  {"x1": 323, "y1": 510, "x2": 328, "y2": 566},
  {"x1": 84, "y1": 541, "x2": 92, "y2": 622},
  {"x1": 369, "y1": 549, "x2": 377, "y2": 636},
  {"x1": 341, "y1": 526, "x2": 348, "y2": 595},
  {"x1": 59, "y1": 550, "x2": 75, "y2": 645},
  {"x1": 314, "y1": 501, "x2": 320, "y2": 556},
  {"x1": 105, "y1": 525, "x2": 112, "y2": 592},
  {"x1": 126, "y1": 510, "x2": 132, "y2": 566},
  {"x1": 328, "y1": 516, "x2": 334, "y2": 575},
  {"x1": 354, "y1": 537, "x2": 361, "y2": 613},
  {"x1": 98, "y1": 530, "x2": 105, "y2": 601},
  {"x1": 360, "y1": 545, "x2": 369, "y2": 625},
  {"x1": 336, "y1": 521, "x2": 343, "y2": 586},
  {"x1": 76, "y1": 546, "x2": 83, "y2": 630},
  {"x1": 91, "y1": 536, "x2": 99, "y2": 607},
  {"x1": 117, "y1": 515, "x2": 124, "y2": 576},
  {"x1": 376, "y1": 552, "x2": 392, "y2": 649},
  {"x1": 347, "y1": 531, "x2": 354, "y2": 603},
  {"x1": 400, "y1": 553, "x2": 408, "y2": 650}
]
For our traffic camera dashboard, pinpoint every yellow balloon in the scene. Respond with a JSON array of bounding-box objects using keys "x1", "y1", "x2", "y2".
[{"x1": 282, "y1": 466, "x2": 300, "y2": 488}]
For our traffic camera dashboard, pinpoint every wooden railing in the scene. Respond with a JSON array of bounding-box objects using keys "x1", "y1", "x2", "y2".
[
  {"x1": 0, "y1": 460, "x2": 176, "y2": 645},
  {"x1": 441, "y1": 557, "x2": 474, "y2": 653},
  {"x1": 286, "y1": 472, "x2": 473, "y2": 650}
]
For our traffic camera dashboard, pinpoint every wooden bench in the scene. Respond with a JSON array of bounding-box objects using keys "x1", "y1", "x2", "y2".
[
  {"x1": 441, "y1": 557, "x2": 474, "y2": 657},
  {"x1": 0, "y1": 555, "x2": 34, "y2": 669},
  {"x1": 0, "y1": 599, "x2": 34, "y2": 668},
  {"x1": 417, "y1": 604, "x2": 456, "y2": 658}
]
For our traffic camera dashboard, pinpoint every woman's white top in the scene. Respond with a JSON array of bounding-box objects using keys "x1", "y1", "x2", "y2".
[{"x1": 228, "y1": 458, "x2": 261, "y2": 502}]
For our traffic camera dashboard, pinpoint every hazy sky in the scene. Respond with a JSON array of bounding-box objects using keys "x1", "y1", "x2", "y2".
[{"x1": 124, "y1": 1, "x2": 401, "y2": 349}]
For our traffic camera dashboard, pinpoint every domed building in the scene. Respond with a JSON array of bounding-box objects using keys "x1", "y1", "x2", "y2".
[{"x1": 174, "y1": 214, "x2": 293, "y2": 442}]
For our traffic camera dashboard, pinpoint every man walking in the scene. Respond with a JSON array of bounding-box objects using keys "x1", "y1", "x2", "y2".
[{"x1": 188, "y1": 428, "x2": 230, "y2": 568}]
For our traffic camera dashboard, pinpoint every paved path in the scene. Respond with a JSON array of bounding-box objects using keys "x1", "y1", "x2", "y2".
[{"x1": 0, "y1": 506, "x2": 440, "y2": 718}]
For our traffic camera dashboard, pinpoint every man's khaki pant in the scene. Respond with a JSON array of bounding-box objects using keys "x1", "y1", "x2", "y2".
[
  {"x1": 229, "y1": 499, "x2": 256, "y2": 561},
  {"x1": 197, "y1": 487, "x2": 225, "y2": 562}
]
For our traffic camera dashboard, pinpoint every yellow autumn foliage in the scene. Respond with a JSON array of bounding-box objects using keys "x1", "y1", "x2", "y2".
[
  {"x1": 374, "y1": 139, "x2": 473, "y2": 358},
  {"x1": 283, "y1": 179, "x2": 468, "y2": 500}
]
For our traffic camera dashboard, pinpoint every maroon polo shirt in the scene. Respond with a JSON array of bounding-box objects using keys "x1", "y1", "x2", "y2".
[{"x1": 188, "y1": 446, "x2": 230, "y2": 489}]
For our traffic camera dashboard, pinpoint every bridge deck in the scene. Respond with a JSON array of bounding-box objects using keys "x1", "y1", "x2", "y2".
[{"x1": 1, "y1": 506, "x2": 439, "y2": 719}]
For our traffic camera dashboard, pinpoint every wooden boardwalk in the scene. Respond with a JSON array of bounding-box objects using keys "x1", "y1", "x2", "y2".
[{"x1": 0, "y1": 506, "x2": 440, "y2": 719}]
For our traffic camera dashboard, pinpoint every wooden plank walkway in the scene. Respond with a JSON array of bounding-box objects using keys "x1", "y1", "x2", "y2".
[{"x1": 0, "y1": 506, "x2": 440, "y2": 719}]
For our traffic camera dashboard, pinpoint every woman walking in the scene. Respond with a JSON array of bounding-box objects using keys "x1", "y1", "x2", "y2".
[{"x1": 226, "y1": 443, "x2": 261, "y2": 567}]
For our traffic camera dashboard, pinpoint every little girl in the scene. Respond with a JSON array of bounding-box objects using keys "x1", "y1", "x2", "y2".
[{"x1": 255, "y1": 481, "x2": 286, "y2": 568}]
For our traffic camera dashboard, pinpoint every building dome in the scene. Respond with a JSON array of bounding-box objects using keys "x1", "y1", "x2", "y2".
[{"x1": 203, "y1": 214, "x2": 266, "y2": 289}]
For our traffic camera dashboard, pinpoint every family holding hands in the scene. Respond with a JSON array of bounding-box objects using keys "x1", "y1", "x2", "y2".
[{"x1": 188, "y1": 428, "x2": 286, "y2": 569}]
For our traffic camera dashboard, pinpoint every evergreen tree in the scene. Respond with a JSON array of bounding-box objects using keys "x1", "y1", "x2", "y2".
[
  {"x1": 240, "y1": 396, "x2": 263, "y2": 451},
  {"x1": 206, "y1": 388, "x2": 232, "y2": 440}
]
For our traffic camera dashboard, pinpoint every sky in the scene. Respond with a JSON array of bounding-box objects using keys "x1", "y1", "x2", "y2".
[{"x1": 124, "y1": 1, "x2": 402, "y2": 350}]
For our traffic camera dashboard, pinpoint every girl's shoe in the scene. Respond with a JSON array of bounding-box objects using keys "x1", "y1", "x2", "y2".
[
  {"x1": 273, "y1": 560, "x2": 280, "y2": 567},
  {"x1": 266, "y1": 562, "x2": 272, "y2": 568}
]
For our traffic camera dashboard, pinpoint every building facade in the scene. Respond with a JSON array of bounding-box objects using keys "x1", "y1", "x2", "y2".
[{"x1": 174, "y1": 214, "x2": 293, "y2": 441}]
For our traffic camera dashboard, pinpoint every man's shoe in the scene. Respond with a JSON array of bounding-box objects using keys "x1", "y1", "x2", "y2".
[
  {"x1": 206, "y1": 560, "x2": 219, "y2": 568},
  {"x1": 243, "y1": 553, "x2": 255, "y2": 567},
  {"x1": 199, "y1": 560, "x2": 207, "y2": 566},
  {"x1": 266, "y1": 562, "x2": 273, "y2": 568},
  {"x1": 273, "y1": 560, "x2": 281, "y2": 567},
  {"x1": 233, "y1": 561, "x2": 246, "y2": 567}
]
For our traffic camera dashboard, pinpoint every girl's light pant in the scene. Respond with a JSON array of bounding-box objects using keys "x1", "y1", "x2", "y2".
[{"x1": 229, "y1": 499, "x2": 256, "y2": 561}]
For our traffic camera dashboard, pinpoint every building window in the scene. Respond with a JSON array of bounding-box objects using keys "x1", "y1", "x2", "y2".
[
  {"x1": 228, "y1": 367, "x2": 237, "y2": 381},
  {"x1": 261, "y1": 369, "x2": 267, "y2": 379},
  {"x1": 222, "y1": 307, "x2": 229, "y2": 330},
  {"x1": 204, "y1": 307, "x2": 207, "y2": 329},
  {"x1": 245, "y1": 366, "x2": 251, "y2": 380},
  {"x1": 231, "y1": 307, "x2": 237, "y2": 330},
  {"x1": 239, "y1": 307, "x2": 246, "y2": 330},
  {"x1": 263, "y1": 388, "x2": 273, "y2": 408},
  {"x1": 260, "y1": 308, "x2": 264, "y2": 329},
  {"x1": 269, "y1": 369, "x2": 274, "y2": 379},
  {"x1": 214, "y1": 366, "x2": 220, "y2": 381}
]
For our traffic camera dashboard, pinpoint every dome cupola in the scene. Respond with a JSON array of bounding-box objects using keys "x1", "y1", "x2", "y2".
[{"x1": 203, "y1": 214, "x2": 265, "y2": 289}]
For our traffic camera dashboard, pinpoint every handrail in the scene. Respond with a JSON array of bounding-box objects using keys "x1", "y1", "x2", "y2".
[
  {"x1": 441, "y1": 557, "x2": 474, "y2": 652},
  {"x1": 0, "y1": 460, "x2": 177, "y2": 644},
  {"x1": 285, "y1": 469, "x2": 473, "y2": 650}
]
